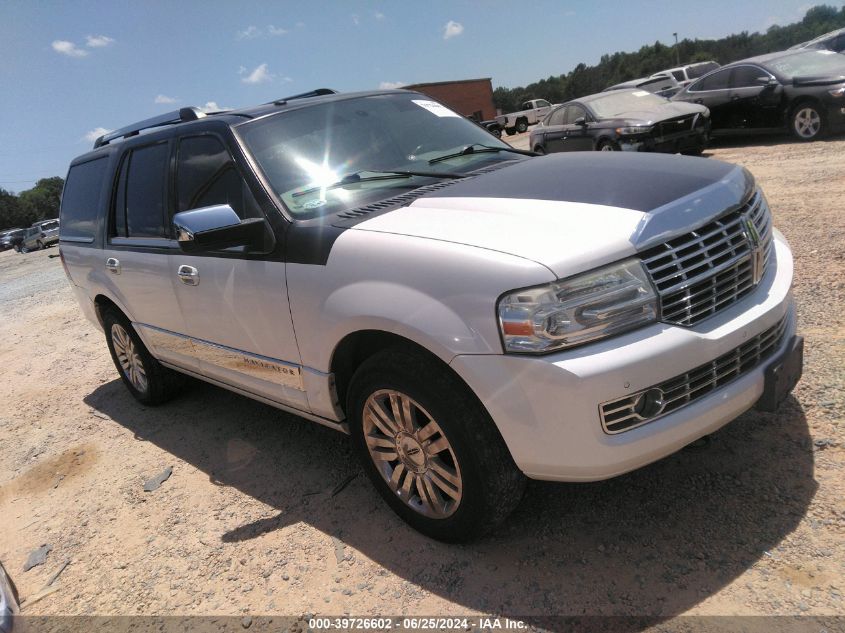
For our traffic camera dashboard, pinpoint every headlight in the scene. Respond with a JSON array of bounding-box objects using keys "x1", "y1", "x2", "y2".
[
  {"x1": 498, "y1": 258, "x2": 658, "y2": 353},
  {"x1": 615, "y1": 125, "x2": 652, "y2": 135},
  {"x1": 829, "y1": 86, "x2": 845, "y2": 97}
]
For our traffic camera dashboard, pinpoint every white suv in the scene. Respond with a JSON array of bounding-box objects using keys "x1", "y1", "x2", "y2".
[{"x1": 59, "y1": 89, "x2": 803, "y2": 541}]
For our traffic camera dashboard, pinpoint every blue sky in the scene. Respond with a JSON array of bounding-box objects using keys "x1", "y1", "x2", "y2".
[{"x1": 0, "y1": 0, "x2": 826, "y2": 191}]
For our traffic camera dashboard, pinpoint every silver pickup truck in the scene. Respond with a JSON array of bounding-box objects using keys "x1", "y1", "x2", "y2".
[{"x1": 495, "y1": 99, "x2": 554, "y2": 135}]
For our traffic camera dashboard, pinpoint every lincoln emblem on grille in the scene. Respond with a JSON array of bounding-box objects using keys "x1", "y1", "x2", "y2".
[{"x1": 742, "y1": 211, "x2": 765, "y2": 285}]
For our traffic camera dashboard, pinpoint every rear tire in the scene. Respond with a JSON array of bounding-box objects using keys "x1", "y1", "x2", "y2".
[
  {"x1": 102, "y1": 308, "x2": 186, "y2": 406},
  {"x1": 790, "y1": 102, "x2": 825, "y2": 141},
  {"x1": 347, "y1": 348, "x2": 526, "y2": 542},
  {"x1": 515, "y1": 119, "x2": 528, "y2": 134}
]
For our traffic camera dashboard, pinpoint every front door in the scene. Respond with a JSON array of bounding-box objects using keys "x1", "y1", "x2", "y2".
[
  {"x1": 728, "y1": 65, "x2": 784, "y2": 129},
  {"x1": 102, "y1": 140, "x2": 195, "y2": 371},
  {"x1": 682, "y1": 68, "x2": 733, "y2": 130},
  {"x1": 168, "y1": 134, "x2": 308, "y2": 412}
]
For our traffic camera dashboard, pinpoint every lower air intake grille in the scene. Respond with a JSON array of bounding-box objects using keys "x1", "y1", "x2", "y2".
[{"x1": 599, "y1": 314, "x2": 787, "y2": 434}]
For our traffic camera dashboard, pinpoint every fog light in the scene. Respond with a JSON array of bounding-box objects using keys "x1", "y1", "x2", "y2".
[{"x1": 633, "y1": 388, "x2": 666, "y2": 419}]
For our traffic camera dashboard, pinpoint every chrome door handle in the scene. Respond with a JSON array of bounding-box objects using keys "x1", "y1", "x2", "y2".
[
  {"x1": 177, "y1": 264, "x2": 200, "y2": 286},
  {"x1": 105, "y1": 257, "x2": 121, "y2": 274}
]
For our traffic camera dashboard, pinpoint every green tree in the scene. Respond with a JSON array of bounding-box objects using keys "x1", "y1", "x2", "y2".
[
  {"x1": 0, "y1": 188, "x2": 23, "y2": 231},
  {"x1": 18, "y1": 177, "x2": 64, "y2": 223}
]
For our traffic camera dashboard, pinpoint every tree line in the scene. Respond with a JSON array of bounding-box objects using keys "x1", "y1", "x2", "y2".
[
  {"x1": 0, "y1": 178, "x2": 64, "y2": 232},
  {"x1": 493, "y1": 5, "x2": 845, "y2": 113}
]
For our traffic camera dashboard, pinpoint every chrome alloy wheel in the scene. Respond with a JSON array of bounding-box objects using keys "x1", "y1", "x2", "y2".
[
  {"x1": 793, "y1": 107, "x2": 821, "y2": 139},
  {"x1": 111, "y1": 323, "x2": 148, "y2": 393},
  {"x1": 362, "y1": 389, "x2": 462, "y2": 519}
]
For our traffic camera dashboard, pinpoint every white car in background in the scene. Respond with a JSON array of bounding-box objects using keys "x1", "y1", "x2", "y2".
[{"x1": 653, "y1": 61, "x2": 721, "y2": 86}]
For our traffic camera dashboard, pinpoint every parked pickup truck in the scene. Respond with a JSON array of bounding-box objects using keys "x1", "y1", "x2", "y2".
[{"x1": 496, "y1": 99, "x2": 555, "y2": 135}]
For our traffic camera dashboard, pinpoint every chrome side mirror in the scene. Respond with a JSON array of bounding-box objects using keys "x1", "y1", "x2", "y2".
[{"x1": 173, "y1": 204, "x2": 265, "y2": 252}]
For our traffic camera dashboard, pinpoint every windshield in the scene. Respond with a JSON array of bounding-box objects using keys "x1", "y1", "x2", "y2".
[
  {"x1": 587, "y1": 91, "x2": 668, "y2": 118},
  {"x1": 238, "y1": 93, "x2": 515, "y2": 218},
  {"x1": 767, "y1": 50, "x2": 845, "y2": 78}
]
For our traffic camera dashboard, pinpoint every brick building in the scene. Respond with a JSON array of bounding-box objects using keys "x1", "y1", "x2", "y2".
[{"x1": 402, "y1": 78, "x2": 496, "y2": 121}]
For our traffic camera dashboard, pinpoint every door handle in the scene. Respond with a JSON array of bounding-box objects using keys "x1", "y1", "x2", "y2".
[
  {"x1": 177, "y1": 264, "x2": 200, "y2": 286},
  {"x1": 105, "y1": 257, "x2": 120, "y2": 275}
]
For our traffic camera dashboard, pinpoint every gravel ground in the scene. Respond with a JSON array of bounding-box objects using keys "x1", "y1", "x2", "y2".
[{"x1": 0, "y1": 137, "x2": 842, "y2": 626}]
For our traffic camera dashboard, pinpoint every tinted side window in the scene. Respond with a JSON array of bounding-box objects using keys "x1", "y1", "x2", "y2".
[
  {"x1": 60, "y1": 157, "x2": 108, "y2": 241},
  {"x1": 563, "y1": 105, "x2": 586, "y2": 124},
  {"x1": 731, "y1": 66, "x2": 768, "y2": 88},
  {"x1": 113, "y1": 144, "x2": 169, "y2": 238},
  {"x1": 690, "y1": 69, "x2": 730, "y2": 91},
  {"x1": 175, "y1": 136, "x2": 261, "y2": 219},
  {"x1": 536, "y1": 100, "x2": 551, "y2": 108},
  {"x1": 671, "y1": 70, "x2": 686, "y2": 81},
  {"x1": 547, "y1": 107, "x2": 566, "y2": 126}
]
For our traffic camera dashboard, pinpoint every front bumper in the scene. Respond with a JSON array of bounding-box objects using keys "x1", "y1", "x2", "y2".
[{"x1": 449, "y1": 230, "x2": 796, "y2": 482}]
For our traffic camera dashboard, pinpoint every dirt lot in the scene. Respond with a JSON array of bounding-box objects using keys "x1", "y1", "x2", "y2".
[{"x1": 0, "y1": 137, "x2": 843, "y2": 626}]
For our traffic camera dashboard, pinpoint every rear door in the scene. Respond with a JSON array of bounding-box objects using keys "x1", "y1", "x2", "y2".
[
  {"x1": 100, "y1": 141, "x2": 196, "y2": 370},
  {"x1": 168, "y1": 133, "x2": 308, "y2": 412}
]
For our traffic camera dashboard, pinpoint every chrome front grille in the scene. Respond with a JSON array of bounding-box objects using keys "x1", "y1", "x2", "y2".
[
  {"x1": 640, "y1": 191, "x2": 773, "y2": 326},
  {"x1": 600, "y1": 315, "x2": 787, "y2": 434}
]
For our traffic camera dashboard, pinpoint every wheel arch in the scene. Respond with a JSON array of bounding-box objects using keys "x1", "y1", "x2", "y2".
[
  {"x1": 785, "y1": 95, "x2": 824, "y2": 123},
  {"x1": 93, "y1": 294, "x2": 134, "y2": 328}
]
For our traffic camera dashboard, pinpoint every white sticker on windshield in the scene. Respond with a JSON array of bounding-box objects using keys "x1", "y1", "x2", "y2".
[
  {"x1": 412, "y1": 100, "x2": 460, "y2": 117},
  {"x1": 632, "y1": 90, "x2": 650, "y2": 97}
]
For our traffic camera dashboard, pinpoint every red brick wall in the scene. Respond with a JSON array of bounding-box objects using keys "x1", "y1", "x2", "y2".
[{"x1": 405, "y1": 79, "x2": 496, "y2": 121}]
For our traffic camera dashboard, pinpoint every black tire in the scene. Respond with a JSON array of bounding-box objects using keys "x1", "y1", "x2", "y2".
[
  {"x1": 20, "y1": 245, "x2": 30, "y2": 253},
  {"x1": 347, "y1": 348, "x2": 526, "y2": 542},
  {"x1": 505, "y1": 127, "x2": 516, "y2": 136},
  {"x1": 597, "y1": 139, "x2": 619, "y2": 151},
  {"x1": 681, "y1": 144, "x2": 705, "y2": 156},
  {"x1": 490, "y1": 127, "x2": 502, "y2": 139},
  {"x1": 515, "y1": 119, "x2": 528, "y2": 134},
  {"x1": 533, "y1": 145, "x2": 546, "y2": 155},
  {"x1": 789, "y1": 102, "x2": 826, "y2": 141},
  {"x1": 102, "y1": 308, "x2": 185, "y2": 405}
]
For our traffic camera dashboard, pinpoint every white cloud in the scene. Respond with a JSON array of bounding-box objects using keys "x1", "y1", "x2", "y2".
[
  {"x1": 86, "y1": 34, "x2": 114, "y2": 48},
  {"x1": 296, "y1": 22, "x2": 305, "y2": 28},
  {"x1": 52, "y1": 40, "x2": 88, "y2": 57},
  {"x1": 241, "y1": 63, "x2": 274, "y2": 84},
  {"x1": 268, "y1": 24, "x2": 288, "y2": 36},
  {"x1": 198, "y1": 102, "x2": 231, "y2": 113},
  {"x1": 237, "y1": 25, "x2": 260, "y2": 39},
  {"x1": 443, "y1": 20, "x2": 464, "y2": 40},
  {"x1": 352, "y1": 14, "x2": 360, "y2": 26},
  {"x1": 154, "y1": 94, "x2": 178, "y2": 104},
  {"x1": 83, "y1": 127, "x2": 111, "y2": 143},
  {"x1": 375, "y1": 11, "x2": 385, "y2": 20},
  {"x1": 379, "y1": 81, "x2": 404, "y2": 89}
]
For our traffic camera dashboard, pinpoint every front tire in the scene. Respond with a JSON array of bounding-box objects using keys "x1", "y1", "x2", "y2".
[
  {"x1": 505, "y1": 127, "x2": 516, "y2": 136},
  {"x1": 102, "y1": 308, "x2": 185, "y2": 405},
  {"x1": 790, "y1": 103, "x2": 825, "y2": 141},
  {"x1": 347, "y1": 349, "x2": 526, "y2": 542},
  {"x1": 598, "y1": 139, "x2": 619, "y2": 151},
  {"x1": 20, "y1": 245, "x2": 29, "y2": 253}
]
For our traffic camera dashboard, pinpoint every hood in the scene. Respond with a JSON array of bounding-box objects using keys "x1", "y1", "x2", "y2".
[
  {"x1": 792, "y1": 74, "x2": 845, "y2": 86},
  {"x1": 610, "y1": 100, "x2": 708, "y2": 124},
  {"x1": 349, "y1": 153, "x2": 753, "y2": 278}
]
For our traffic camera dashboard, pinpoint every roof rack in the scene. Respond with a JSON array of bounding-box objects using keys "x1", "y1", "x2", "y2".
[
  {"x1": 93, "y1": 107, "x2": 208, "y2": 149},
  {"x1": 270, "y1": 88, "x2": 339, "y2": 106}
]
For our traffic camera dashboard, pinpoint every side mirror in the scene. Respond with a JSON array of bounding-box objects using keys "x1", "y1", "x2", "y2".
[
  {"x1": 173, "y1": 204, "x2": 265, "y2": 252},
  {"x1": 756, "y1": 76, "x2": 777, "y2": 86},
  {"x1": 573, "y1": 117, "x2": 588, "y2": 127}
]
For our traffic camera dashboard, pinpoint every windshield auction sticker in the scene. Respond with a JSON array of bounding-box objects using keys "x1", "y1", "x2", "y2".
[{"x1": 412, "y1": 100, "x2": 460, "y2": 117}]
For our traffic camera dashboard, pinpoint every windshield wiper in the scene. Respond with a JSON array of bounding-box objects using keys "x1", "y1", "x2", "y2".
[
  {"x1": 428, "y1": 144, "x2": 536, "y2": 165},
  {"x1": 292, "y1": 169, "x2": 467, "y2": 198}
]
